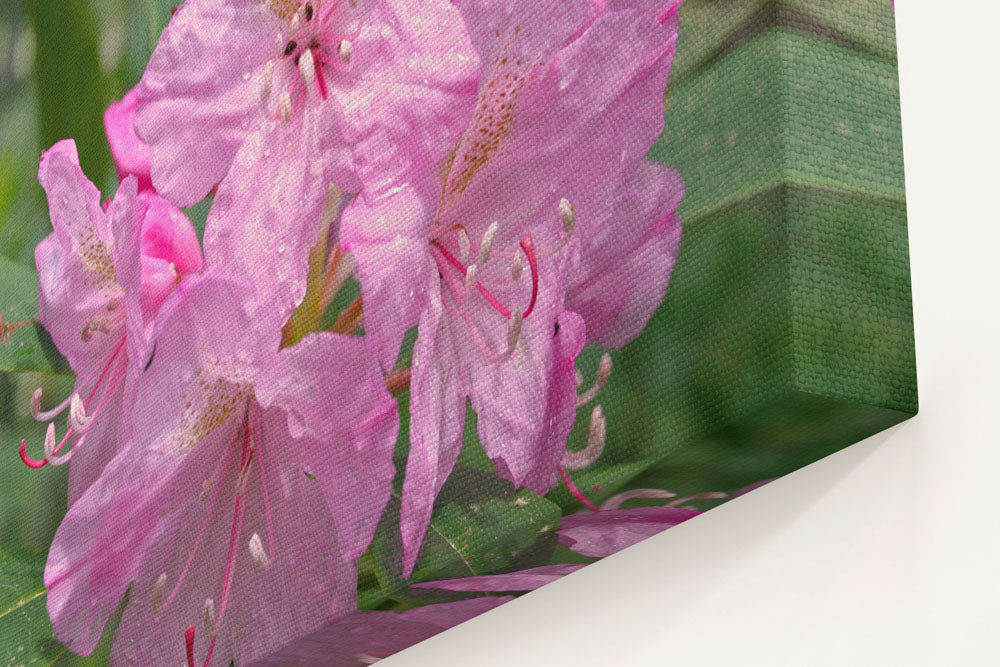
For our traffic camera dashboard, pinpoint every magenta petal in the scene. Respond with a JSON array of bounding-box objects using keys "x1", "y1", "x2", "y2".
[
  {"x1": 104, "y1": 87, "x2": 153, "y2": 191},
  {"x1": 411, "y1": 563, "x2": 586, "y2": 592},
  {"x1": 557, "y1": 506, "x2": 701, "y2": 558}
]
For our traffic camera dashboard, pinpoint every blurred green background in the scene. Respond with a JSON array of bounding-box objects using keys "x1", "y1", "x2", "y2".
[{"x1": 0, "y1": 0, "x2": 914, "y2": 661}]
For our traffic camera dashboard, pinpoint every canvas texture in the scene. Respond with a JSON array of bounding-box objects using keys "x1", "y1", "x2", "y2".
[{"x1": 0, "y1": 1, "x2": 912, "y2": 664}]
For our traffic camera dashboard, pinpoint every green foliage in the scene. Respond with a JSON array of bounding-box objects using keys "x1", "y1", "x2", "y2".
[{"x1": 365, "y1": 465, "x2": 562, "y2": 604}]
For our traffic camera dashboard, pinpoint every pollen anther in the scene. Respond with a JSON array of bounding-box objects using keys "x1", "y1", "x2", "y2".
[
  {"x1": 152, "y1": 572, "x2": 167, "y2": 614},
  {"x1": 249, "y1": 533, "x2": 270, "y2": 571}
]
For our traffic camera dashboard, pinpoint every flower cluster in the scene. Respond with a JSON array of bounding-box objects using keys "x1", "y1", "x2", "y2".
[{"x1": 21, "y1": 0, "x2": 685, "y2": 664}]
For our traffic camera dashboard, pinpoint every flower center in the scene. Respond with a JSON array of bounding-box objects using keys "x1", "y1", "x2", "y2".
[
  {"x1": 263, "y1": 1, "x2": 359, "y2": 122},
  {"x1": 427, "y1": 197, "x2": 577, "y2": 362}
]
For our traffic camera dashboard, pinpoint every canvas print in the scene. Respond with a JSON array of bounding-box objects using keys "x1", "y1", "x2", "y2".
[{"x1": 0, "y1": 0, "x2": 914, "y2": 664}]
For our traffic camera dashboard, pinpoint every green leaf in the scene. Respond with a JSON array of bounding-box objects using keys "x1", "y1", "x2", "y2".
[
  {"x1": 0, "y1": 256, "x2": 71, "y2": 376},
  {"x1": 0, "y1": 547, "x2": 126, "y2": 666},
  {"x1": 26, "y1": 0, "x2": 112, "y2": 189},
  {"x1": 0, "y1": 548, "x2": 63, "y2": 665},
  {"x1": 366, "y1": 465, "x2": 562, "y2": 603}
]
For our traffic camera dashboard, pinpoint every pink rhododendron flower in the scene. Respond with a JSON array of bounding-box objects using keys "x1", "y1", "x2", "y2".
[
  {"x1": 21, "y1": 139, "x2": 202, "y2": 504},
  {"x1": 341, "y1": 0, "x2": 682, "y2": 577},
  {"x1": 104, "y1": 87, "x2": 153, "y2": 192},
  {"x1": 134, "y1": 0, "x2": 478, "y2": 205},
  {"x1": 557, "y1": 489, "x2": 723, "y2": 558},
  {"x1": 43, "y1": 274, "x2": 398, "y2": 666}
]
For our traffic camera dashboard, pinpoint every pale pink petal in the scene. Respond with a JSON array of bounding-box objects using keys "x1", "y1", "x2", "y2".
[
  {"x1": 135, "y1": 0, "x2": 279, "y2": 205},
  {"x1": 255, "y1": 332, "x2": 399, "y2": 563},
  {"x1": 411, "y1": 563, "x2": 585, "y2": 592},
  {"x1": 104, "y1": 87, "x2": 153, "y2": 191},
  {"x1": 35, "y1": 140, "x2": 122, "y2": 375},
  {"x1": 566, "y1": 162, "x2": 683, "y2": 348},
  {"x1": 110, "y1": 412, "x2": 354, "y2": 667},
  {"x1": 203, "y1": 116, "x2": 326, "y2": 338},
  {"x1": 45, "y1": 418, "x2": 235, "y2": 656},
  {"x1": 400, "y1": 278, "x2": 468, "y2": 577},
  {"x1": 468, "y1": 261, "x2": 585, "y2": 495},
  {"x1": 247, "y1": 597, "x2": 513, "y2": 666},
  {"x1": 330, "y1": 0, "x2": 478, "y2": 205},
  {"x1": 557, "y1": 506, "x2": 700, "y2": 558},
  {"x1": 341, "y1": 184, "x2": 438, "y2": 370}
]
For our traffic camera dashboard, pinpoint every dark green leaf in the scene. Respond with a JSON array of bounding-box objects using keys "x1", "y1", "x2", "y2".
[{"x1": 366, "y1": 465, "x2": 562, "y2": 603}]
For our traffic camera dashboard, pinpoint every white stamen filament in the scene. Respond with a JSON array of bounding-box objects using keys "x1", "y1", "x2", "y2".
[
  {"x1": 558, "y1": 197, "x2": 576, "y2": 234},
  {"x1": 31, "y1": 388, "x2": 72, "y2": 422},
  {"x1": 278, "y1": 92, "x2": 292, "y2": 123},
  {"x1": 561, "y1": 405, "x2": 607, "y2": 470},
  {"x1": 249, "y1": 533, "x2": 270, "y2": 571},
  {"x1": 669, "y1": 492, "x2": 727, "y2": 507},
  {"x1": 457, "y1": 228, "x2": 471, "y2": 263},
  {"x1": 298, "y1": 48, "x2": 316, "y2": 97},
  {"x1": 42, "y1": 422, "x2": 56, "y2": 459},
  {"x1": 479, "y1": 221, "x2": 499, "y2": 266},
  {"x1": 575, "y1": 369, "x2": 584, "y2": 388},
  {"x1": 511, "y1": 251, "x2": 524, "y2": 282},
  {"x1": 69, "y1": 393, "x2": 94, "y2": 432},
  {"x1": 464, "y1": 263, "x2": 479, "y2": 295},
  {"x1": 290, "y1": 12, "x2": 301, "y2": 32},
  {"x1": 203, "y1": 598, "x2": 217, "y2": 636},
  {"x1": 261, "y1": 59, "x2": 274, "y2": 104},
  {"x1": 339, "y1": 39, "x2": 353, "y2": 64},
  {"x1": 506, "y1": 310, "x2": 523, "y2": 356},
  {"x1": 601, "y1": 488, "x2": 676, "y2": 510},
  {"x1": 152, "y1": 572, "x2": 167, "y2": 614},
  {"x1": 577, "y1": 352, "x2": 612, "y2": 407},
  {"x1": 274, "y1": 33, "x2": 285, "y2": 59}
]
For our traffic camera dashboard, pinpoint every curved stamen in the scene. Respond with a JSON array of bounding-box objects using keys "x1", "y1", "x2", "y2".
[
  {"x1": 202, "y1": 418, "x2": 252, "y2": 667},
  {"x1": 31, "y1": 388, "x2": 72, "y2": 422},
  {"x1": 600, "y1": 488, "x2": 676, "y2": 511},
  {"x1": 518, "y1": 233, "x2": 539, "y2": 318},
  {"x1": 557, "y1": 464, "x2": 600, "y2": 512},
  {"x1": 18, "y1": 439, "x2": 47, "y2": 468},
  {"x1": 577, "y1": 353, "x2": 612, "y2": 408},
  {"x1": 560, "y1": 405, "x2": 607, "y2": 471}
]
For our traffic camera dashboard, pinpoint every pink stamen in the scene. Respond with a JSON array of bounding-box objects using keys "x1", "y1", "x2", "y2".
[
  {"x1": 185, "y1": 625, "x2": 196, "y2": 667},
  {"x1": 312, "y1": 48, "x2": 329, "y2": 100},
  {"x1": 519, "y1": 233, "x2": 539, "y2": 319},
  {"x1": 432, "y1": 241, "x2": 513, "y2": 319},
  {"x1": 203, "y1": 423, "x2": 251, "y2": 667},
  {"x1": 252, "y1": 411, "x2": 277, "y2": 563},
  {"x1": 18, "y1": 441, "x2": 46, "y2": 468},
  {"x1": 557, "y1": 465, "x2": 600, "y2": 512},
  {"x1": 162, "y1": 441, "x2": 237, "y2": 612}
]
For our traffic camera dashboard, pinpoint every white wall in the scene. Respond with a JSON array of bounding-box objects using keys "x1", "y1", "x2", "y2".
[{"x1": 387, "y1": 1, "x2": 1000, "y2": 664}]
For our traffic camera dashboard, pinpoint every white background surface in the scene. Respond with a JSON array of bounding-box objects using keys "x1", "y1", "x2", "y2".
[{"x1": 385, "y1": 1, "x2": 1000, "y2": 664}]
